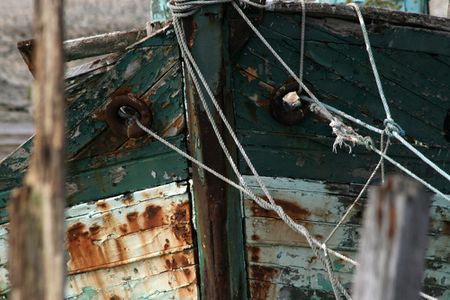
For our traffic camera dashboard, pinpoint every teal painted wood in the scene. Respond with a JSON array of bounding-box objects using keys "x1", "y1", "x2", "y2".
[
  {"x1": 321, "y1": 0, "x2": 427, "y2": 13},
  {"x1": 0, "y1": 182, "x2": 199, "y2": 299},
  {"x1": 0, "y1": 25, "x2": 188, "y2": 217},
  {"x1": 231, "y1": 11, "x2": 450, "y2": 193},
  {"x1": 0, "y1": 135, "x2": 187, "y2": 224},
  {"x1": 185, "y1": 4, "x2": 249, "y2": 299},
  {"x1": 0, "y1": 25, "x2": 179, "y2": 176},
  {"x1": 241, "y1": 176, "x2": 449, "y2": 299}
]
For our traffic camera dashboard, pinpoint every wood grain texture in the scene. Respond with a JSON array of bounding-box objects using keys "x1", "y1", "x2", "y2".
[
  {"x1": 8, "y1": 0, "x2": 66, "y2": 299},
  {"x1": 353, "y1": 176, "x2": 430, "y2": 300},
  {"x1": 0, "y1": 25, "x2": 188, "y2": 216},
  {"x1": 1, "y1": 182, "x2": 199, "y2": 299},
  {"x1": 231, "y1": 11, "x2": 450, "y2": 192},
  {"x1": 241, "y1": 176, "x2": 449, "y2": 299}
]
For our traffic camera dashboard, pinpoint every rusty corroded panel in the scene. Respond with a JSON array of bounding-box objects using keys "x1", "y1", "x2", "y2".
[
  {"x1": 242, "y1": 176, "x2": 449, "y2": 299},
  {"x1": 0, "y1": 182, "x2": 199, "y2": 299}
]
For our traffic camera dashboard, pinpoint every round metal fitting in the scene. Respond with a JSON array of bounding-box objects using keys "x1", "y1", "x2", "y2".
[
  {"x1": 270, "y1": 81, "x2": 310, "y2": 126},
  {"x1": 105, "y1": 94, "x2": 152, "y2": 138}
]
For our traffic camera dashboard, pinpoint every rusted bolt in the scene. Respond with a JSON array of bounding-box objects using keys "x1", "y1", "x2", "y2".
[
  {"x1": 270, "y1": 81, "x2": 310, "y2": 126},
  {"x1": 105, "y1": 94, "x2": 152, "y2": 138}
]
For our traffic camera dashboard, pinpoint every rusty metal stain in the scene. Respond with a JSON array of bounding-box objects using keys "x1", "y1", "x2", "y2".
[
  {"x1": 62, "y1": 183, "x2": 194, "y2": 275},
  {"x1": 247, "y1": 245, "x2": 261, "y2": 263},
  {"x1": 250, "y1": 197, "x2": 311, "y2": 220},
  {"x1": 249, "y1": 280, "x2": 277, "y2": 299},
  {"x1": 242, "y1": 176, "x2": 449, "y2": 299},
  {"x1": 66, "y1": 250, "x2": 197, "y2": 299},
  {"x1": 239, "y1": 66, "x2": 258, "y2": 82}
]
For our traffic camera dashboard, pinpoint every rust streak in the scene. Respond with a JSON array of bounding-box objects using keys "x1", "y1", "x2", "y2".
[
  {"x1": 250, "y1": 197, "x2": 311, "y2": 220},
  {"x1": 67, "y1": 222, "x2": 107, "y2": 272},
  {"x1": 240, "y1": 66, "x2": 258, "y2": 82},
  {"x1": 96, "y1": 200, "x2": 109, "y2": 211},
  {"x1": 143, "y1": 205, "x2": 165, "y2": 229},
  {"x1": 122, "y1": 194, "x2": 134, "y2": 205},
  {"x1": 172, "y1": 202, "x2": 190, "y2": 223},
  {"x1": 173, "y1": 224, "x2": 192, "y2": 242},
  {"x1": 250, "y1": 280, "x2": 272, "y2": 299},
  {"x1": 126, "y1": 212, "x2": 140, "y2": 232},
  {"x1": 250, "y1": 265, "x2": 279, "y2": 282},
  {"x1": 247, "y1": 246, "x2": 260, "y2": 262}
]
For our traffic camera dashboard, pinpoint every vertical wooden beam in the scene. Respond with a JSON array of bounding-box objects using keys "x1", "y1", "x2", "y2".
[
  {"x1": 8, "y1": 0, "x2": 66, "y2": 299},
  {"x1": 183, "y1": 4, "x2": 248, "y2": 299},
  {"x1": 353, "y1": 175, "x2": 431, "y2": 300}
]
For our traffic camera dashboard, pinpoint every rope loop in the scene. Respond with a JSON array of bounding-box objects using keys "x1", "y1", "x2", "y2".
[
  {"x1": 384, "y1": 118, "x2": 405, "y2": 137},
  {"x1": 362, "y1": 136, "x2": 374, "y2": 151}
]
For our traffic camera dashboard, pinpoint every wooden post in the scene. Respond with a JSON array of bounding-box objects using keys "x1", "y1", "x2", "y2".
[
  {"x1": 353, "y1": 175, "x2": 431, "y2": 300},
  {"x1": 8, "y1": 0, "x2": 66, "y2": 299},
  {"x1": 183, "y1": 3, "x2": 248, "y2": 299}
]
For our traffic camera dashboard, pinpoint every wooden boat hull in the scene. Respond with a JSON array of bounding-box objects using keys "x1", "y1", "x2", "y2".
[{"x1": 0, "y1": 4, "x2": 449, "y2": 299}]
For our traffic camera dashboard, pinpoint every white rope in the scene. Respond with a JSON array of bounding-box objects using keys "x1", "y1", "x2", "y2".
[
  {"x1": 301, "y1": 96, "x2": 384, "y2": 135},
  {"x1": 380, "y1": 131, "x2": 385, "y2": 184},
  {"x1": 171, "y1": 18, "x2": 283, "y2": 233},
  {"x1": 171, "y1": 11, "x2": 352, "y2": 298},
  {"x1": 393, "y1": 131, "x2": 450, "y2": 182},
  {"x1": 134, "y1": 117, "x2": 357, "y2": 288},
  {"x1": 348, "y1": 2, "x2": 450, "y2": 184},
  {"x1": 164, "y1": 2, "x2": 443, "y2": 299},
  {"x1": 371, "y1": 146, "x2": 450, "y2": 202},
  {"x1": 298, "y1": 0, "x2": 305, "y2": 94},
  {"x1": 169, "y1": 3, "x2": 352, "y2": 295},
  {"x1": 347, "y1": 3, "x2": 391, "y2": 121}
]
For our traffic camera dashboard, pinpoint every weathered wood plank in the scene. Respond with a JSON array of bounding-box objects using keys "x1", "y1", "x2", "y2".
[
  {"x1": 0, "y1": 182, "x2": 198, "y2": 299},
  {"x1": 248, "y1": 263, "x2": 353, "y2": 296},
  {"x1": 0, "y1": 25, "x2": 180, "y2": 180},
  {"x1": 241, "y1": 176, "x2": 449, "y2": 299},
  {"x1": 246, "y1": 205, "x2": 448, "y2": 258},
  {"x1": 248, "y1": 279, "x2": 336, "y2": 300},
  {"x1": 66, "y1": 249, "x2": 196, "y2": 293},
  {"x1": 266, "y1": 3, "x2": 450, "y2": 32},
  {"x1": 0, "y1": 135, "x2": 189, "y2": 217},
  {"x1": 236, "y1": 132, "x2": 449, "y2": 193},
  {"x1": 232, "y1": 12, "x2": 450, "y2": 191},
  {"x1": 185, "y1": 5, "x2": 248, "y2": 299},
  {"x1": 17, "y1": 29, "x2": 147, "y2": 76},
  {"x1": 235, "y1": 28, "x2": 449, "y2": 145}
]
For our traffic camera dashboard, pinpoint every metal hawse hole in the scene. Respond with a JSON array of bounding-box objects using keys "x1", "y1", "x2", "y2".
[
  {"x1": 105, "y1": 94, "x2": 152, "y2": 138},
  {"x1": 270, "y1": 81, "x2": 310, "y2": 126}
]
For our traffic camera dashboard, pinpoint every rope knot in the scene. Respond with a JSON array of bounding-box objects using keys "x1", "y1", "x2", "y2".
[
  {"x1": 362, "y1": 136, "x2": 374, "y2": 151},
  {"x1": 383, "y1": 118, "x2": 405, "y2": 137}
]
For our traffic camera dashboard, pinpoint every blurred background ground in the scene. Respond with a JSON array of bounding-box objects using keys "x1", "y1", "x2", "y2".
[{"x1": 0, "y1": 0, "x2": 149, "y2": 160}]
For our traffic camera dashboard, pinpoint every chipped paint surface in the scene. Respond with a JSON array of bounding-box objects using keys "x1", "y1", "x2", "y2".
[
  {"x1": 0, "y1": 25, "x2": 186, "y2": 210},
  {"x1": 232, "y1": 11, "x2": 450, "y2": 193},
  {"x1": 230, "y1": 12, "x2": 450, "y2": 298},
  {"x1": 0, "y1": 182, "x2": 198, "y2": 299},
  {"x1": 242, "y1": 176, "x2": 449, "y2": 299}
]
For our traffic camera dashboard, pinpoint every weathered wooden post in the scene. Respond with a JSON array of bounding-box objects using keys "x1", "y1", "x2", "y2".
[
  {"x1": 8, "y1": 0, "x2": 66, "y2": 299},
  {"x1": 353, "y1": 175, "x2": 431, "y2": 300},
  {"x1": 182, "y1": 2, "x2": 248, "y2": 299}
]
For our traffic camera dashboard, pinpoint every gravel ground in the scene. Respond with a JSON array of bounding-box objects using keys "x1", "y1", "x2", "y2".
[{"x1": 0, "y1": 0, "x2": 149, "y2": 160}]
